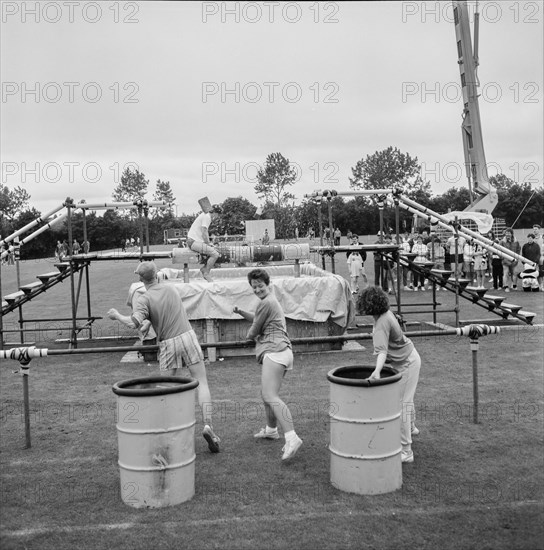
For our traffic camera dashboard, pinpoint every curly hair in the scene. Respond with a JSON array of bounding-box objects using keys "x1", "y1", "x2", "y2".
[
  {"x1": 248, "y1": 268, "x2": 270, "y2": 286},
  {"x1": 356, "y1": 286, "x2": 390, "y2": 316}
]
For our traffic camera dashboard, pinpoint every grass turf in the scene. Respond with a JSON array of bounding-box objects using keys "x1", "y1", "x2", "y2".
[{"x1": 1, "y1": 244, "x2": 543, "y2": 549}]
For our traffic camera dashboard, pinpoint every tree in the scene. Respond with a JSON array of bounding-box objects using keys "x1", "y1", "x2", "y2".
[
  {"x1": 152, "y1": 179, "x2": 175, "y2": 217},
  {"x1": 489, "y1": 173, "x2": 515, "y2": 191},
  {"x1": 349, "y1": 146, "x2": 431, "y2": 201},
  {"x1": 0, "y1": 184, "x2": 31, "y2": 221},
  {"x1": 429, "y1": 187, "x2": 471, "y2": 213},
  {"x1": 255, "y1": 153, "x2": 297, "y2": 207},
  {"x1": 218, "y1": 197, "x2": 257, "y2": 235},
  {"x1": 112, "y1": 168, "x2": 149, "y2": 218}
]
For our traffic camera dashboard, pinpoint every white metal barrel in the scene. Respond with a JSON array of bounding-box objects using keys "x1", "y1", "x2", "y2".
[
  {"x1": 112, "y1": 376, "x2": 199, "y2": 508},
  {"x1": 327, "y1": 365, "x2": 402, "y2": 495}
]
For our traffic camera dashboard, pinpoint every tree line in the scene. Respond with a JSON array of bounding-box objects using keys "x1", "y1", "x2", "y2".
[{"x1": 1, "y1": 148, "x2": 542, "y2": 260}]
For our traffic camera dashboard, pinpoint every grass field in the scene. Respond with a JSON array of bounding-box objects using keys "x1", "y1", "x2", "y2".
[{"x1": 1, "y1": 243, "x2": 543, "y2": 549}]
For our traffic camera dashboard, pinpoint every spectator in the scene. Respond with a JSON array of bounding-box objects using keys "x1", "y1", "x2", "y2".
[
  {"x1": 522, "y1": 233, "x2": 541, "y2": 290},
  {"x1": 411, "y1": 236, "x2": 428, "y2": 291},
  {"x1": 262, "y1": 229, "x2": 270, "y2": 245},
  {"x1": 532, "y1": 224, "x2": 544, "y2": 290},
  {"x1": 347, "y1": 245, "x2": 366, "y2": 294},
  {"x1": 501, "y1": 228, "x2": 521, "y2": 292},
  {"x1": 373, "y1": 232, "x2": 387, "y2": 290},
  {"x1": 446, "y1": 232, "x2": 466, "y2": 277},
  {"x1": 400, "y1": 232, "x2": 413, "y2": 290},
  {"x1": 334, "y1": 227, "x2": 341, "y2": 246},
  {"x1": 472, "y1": 241, "x2": 488, "y2": 288},
  {"x1": 82, "y1": 239, "x2": 90, "y2": 254},
  {"x1": 463, "y1": 239, "x2": 476, "y2": 283},
  {"x1": 490, "y1": 240, "x2": 504, "y2": 290}
]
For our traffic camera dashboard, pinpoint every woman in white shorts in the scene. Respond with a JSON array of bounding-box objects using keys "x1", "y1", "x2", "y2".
[{"x1": 233, "y1": 269, "x2": 303, "y2": 461}]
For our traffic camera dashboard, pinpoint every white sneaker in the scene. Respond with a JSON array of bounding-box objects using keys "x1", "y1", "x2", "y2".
[
  {"x1": 411, "y1": 426, "x2": 420, "y2": 436},
  {"x1": 254, "y1": 427, "x2": 280, "y2": 440},
  {"x1": 281, "y1": 436, "x2": 303, "y2": 460},
  {"x1": 404, "y1": 286, "x2": 410, "y2": 291},
  {"x1": 413, "y1": 287, "x2": 418, "y2": 292},
  {"x1": 202, "y1": 425, "x2": 220, "y2": 453},
  {"x1": 401, "y1": 449, "x2": 414, "y2": 463}
]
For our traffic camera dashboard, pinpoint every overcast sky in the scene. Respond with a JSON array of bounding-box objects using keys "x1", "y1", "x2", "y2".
[{"x1": 1, "y1": 1, "x2": 542, "y2": 216}]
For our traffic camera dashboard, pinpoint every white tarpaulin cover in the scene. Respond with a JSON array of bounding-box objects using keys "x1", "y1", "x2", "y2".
[
  {"x1": 441, "y1": 211, "x2": 494, "y2": 234},
  {"x1": 128, "y1": 264, "x2": 354, "y2": 330}
]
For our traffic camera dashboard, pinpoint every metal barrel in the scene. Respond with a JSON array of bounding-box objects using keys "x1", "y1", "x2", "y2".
[
  {"x1": 112, "y1": 376, "x2": 199, "y2": 508},
  {"x1": 327, "y1": 365, "x2": 402, "y2": 495}
]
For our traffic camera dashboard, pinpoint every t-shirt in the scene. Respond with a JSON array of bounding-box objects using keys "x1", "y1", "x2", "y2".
[
  {"x1": 372, "y1": 310, "x2": 414, "y2": 370},
  {"x1": 187, "y1": 212, "x2": 211, "y2": 242},
  {"x1": 246, "y1": 293, "x2": 291, "y2": 364},
  {"x1": 131, "y1": 283, "x2": 192, "y2": 342},
  {"x1": 447, "y1": 235, "x2": 466, "y2": 255}
]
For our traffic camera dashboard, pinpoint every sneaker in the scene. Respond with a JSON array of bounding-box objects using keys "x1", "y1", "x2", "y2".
[
  {"x1": 505, "y1": 287, "x2": 510, "y2": 292},
  {"x1": 488, "y1": 278, "x2": 493, "y2": 283},
  {"x1": 281, "y1": 436, "x2": 303, "y2": 460},
  {"x1": 202, "y1": 425, "x2": 220, "y2": 453},
  {"x1": 401, "y1": 449, "x2": 414, "y2": 463},
  {"x1": 421, "y1": 286, "x2": 426, "y2": 291},
  {"x1": 254, "y1": 427, "x2": 280, "y2": 440},
  {"x1": 411, "y1": 426, "x2": 420, "y2": 436},
  {"x1": 404, "y1": 286, "x2": 410, "y2": 291},
  {"x1": 413, "y1": 287, "x2": 418, "y2": 292}
]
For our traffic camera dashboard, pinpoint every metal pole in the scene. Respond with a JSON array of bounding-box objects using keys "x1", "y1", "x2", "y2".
[
  {"x1": 378, "y1": 198, "x2": 385, "y2": 289},
  {"x1": 395, "y1": 201, "x2": 402, "y2": 315},
  {"x1": 471, "y1": 338, "x2": 479, "y2": 424},
  {"x1": 22, "y1": 365, "x2": 31, "y2": 448},
  {"x1": 65, "y1": 198, "x2": 78, "y2": 348},
  {"x1": 327, "y1": 198, "x2": 335, "y2": 274},
  {"x1": 454, "y1": 216, "x2": 460, "y2": 327},
  {"x1": 317, "y1": 200, "x2": 325, "y2": 269},
  {"x1": 0, "y1": 256, "x2": 3, "y2": 349},
  {"x1": 144, "y1": 203, "x2": 150, "y2": 253},
  {"x1": 15, "y1": 237, "x2": 24, "y2": 344},
  {"x1": 138, "y1": 202, "x2": 144, "y2": 256}
]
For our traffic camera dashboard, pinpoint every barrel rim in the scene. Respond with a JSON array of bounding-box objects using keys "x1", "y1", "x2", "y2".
[
  {"x1": 327, "y1": 365, "x2": 401, "y2": 387},
  {"x1": 112, "y1": 376, "x2": 199, "y2": 396}
]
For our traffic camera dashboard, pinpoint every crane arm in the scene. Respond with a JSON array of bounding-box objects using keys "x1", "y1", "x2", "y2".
[{"x1": 452, "y1": 0, "x2": 498, "y2": 214}]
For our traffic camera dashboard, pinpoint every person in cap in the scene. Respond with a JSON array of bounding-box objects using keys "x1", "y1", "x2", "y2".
[
  {"x1": 107, "y1": 261, "x2": 221, "y2": 453},
  {"x1": 186, "y1": 205, "x2": 222, "y2": 282}
]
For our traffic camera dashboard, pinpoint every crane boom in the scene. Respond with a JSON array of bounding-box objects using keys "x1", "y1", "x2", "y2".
[{"x1": 452, "y1": 0, "x2": 498, "y2": 214}]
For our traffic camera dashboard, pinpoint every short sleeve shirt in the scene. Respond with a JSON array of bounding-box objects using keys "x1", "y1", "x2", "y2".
[
  {"x1": 132, "y1": 283, "x2": 192, "y2": 342},
  {"x1": 373, "y1": 310, "x2": 414, "y2": 369}
]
